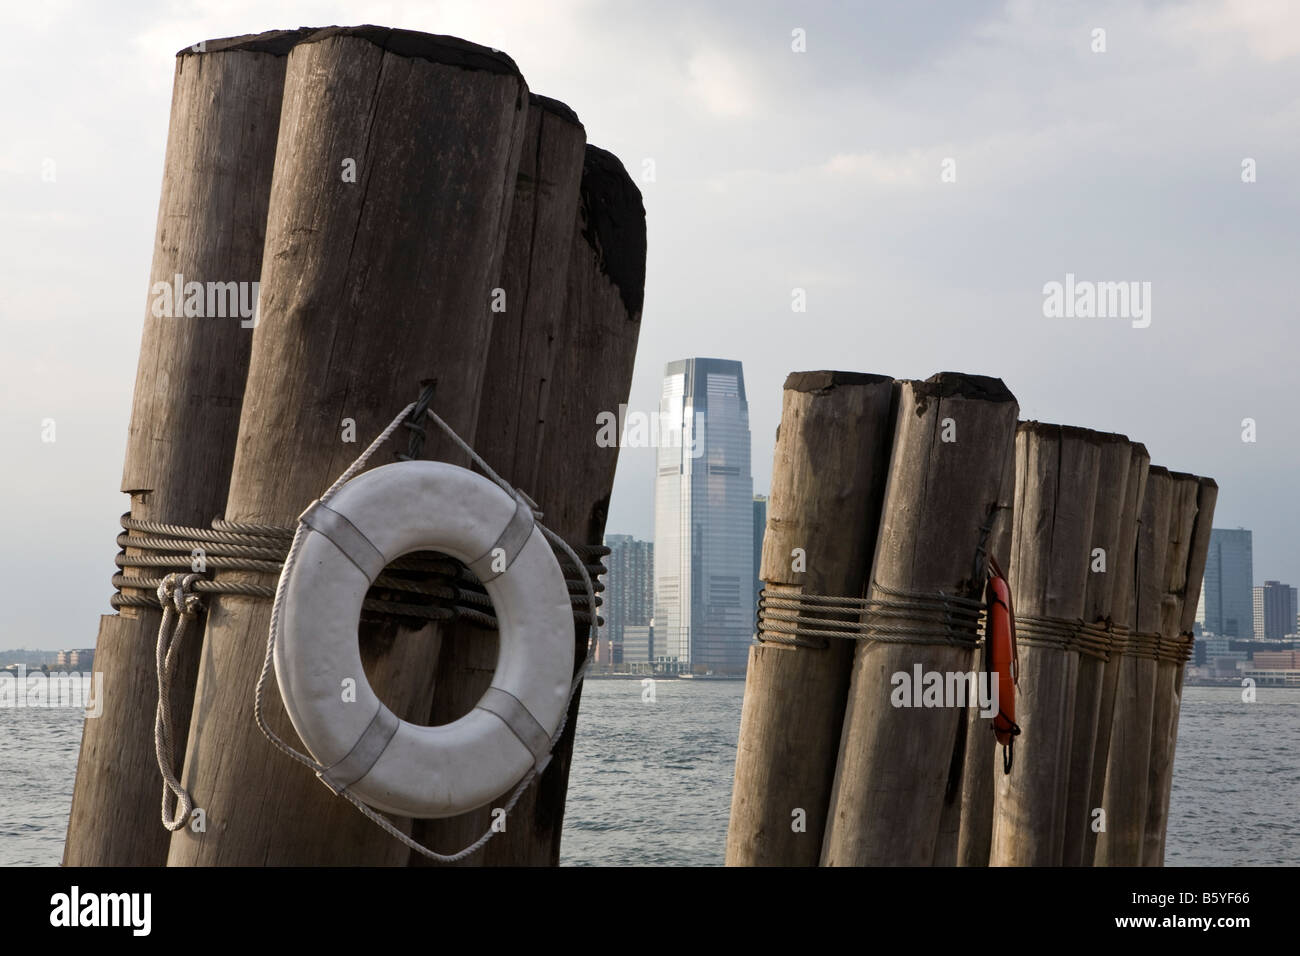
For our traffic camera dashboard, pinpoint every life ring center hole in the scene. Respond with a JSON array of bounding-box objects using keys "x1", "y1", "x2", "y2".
[{"x1": 356, "y1": 550, "x2": 498, "y2": 727}]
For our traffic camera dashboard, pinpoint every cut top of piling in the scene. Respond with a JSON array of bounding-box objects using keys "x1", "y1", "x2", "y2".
[
  {"x1": 1016, "y1": 420, "x2": 1130, "y2": 446},
  {"x1": 783, "y1": 370, "x2": 893, "y2": 393},
  {"x1": 176, "y1": 27, "x2": 320, "y2": 57},
  {"x1": 531, "y1": 92, "x2": 583, "y2": 128},
  {"x1": 578, "y1": 146, "x2": 647, "y2": 319},
  {"x1": 181, "y1": 25, "x2": 524, "y2": 76},
  {"x1": 913, "y1": 371, "x2": 1015, "y2": 403}
]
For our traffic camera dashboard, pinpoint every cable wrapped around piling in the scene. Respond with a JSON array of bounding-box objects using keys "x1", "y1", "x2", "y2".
[
  {"x1": 110, "y1": 514, "x2": 607, "y2": 629},
  {"x1": 1014, "y1": 615, "x2": 1118, "y2": 662},
  {"x1": 755, "y1": 581, "x2": 984, "y2": 650}
]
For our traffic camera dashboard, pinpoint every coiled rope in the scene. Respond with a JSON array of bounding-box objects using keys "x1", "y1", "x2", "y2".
[
  {"x1": 112, "y1": 519, "x2": 606, "y2": 627},
  {"x1": 1122, "y1": 629, "x2": 1165, "y2": 663},
  {"x1": 1014, "y1": 615, "x2": 1118, "y2": 662},
  {"x1": 755, "y1": 581, "x2": 985, "y2": 650},
  {"x1": 147, "y1": 402, "x2": 600, "y2": 863},
  {"x1": 755, "y1": 503, "x2": 1008, "y2": 652}
]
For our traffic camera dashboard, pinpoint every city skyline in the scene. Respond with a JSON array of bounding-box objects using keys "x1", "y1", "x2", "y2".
[{"x1": 6, "y1": 2, "x2": 1300, "y2": 649}]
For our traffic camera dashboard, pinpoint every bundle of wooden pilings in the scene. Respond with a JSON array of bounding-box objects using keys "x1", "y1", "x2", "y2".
[
  {"x1": 64, "y1": 26, "x2": 646, "y2": 867},
  {"x1": 727, "y1": 371, "x2": 1216, "y2": 867}
]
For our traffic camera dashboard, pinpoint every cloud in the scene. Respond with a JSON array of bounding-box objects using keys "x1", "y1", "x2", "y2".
[
  {"x1": 686, "y1": 47, "x2": 758, "y2": 117},
  {"x1": 1173, "y1": 0, "x2": 1300, "y2": 63}
]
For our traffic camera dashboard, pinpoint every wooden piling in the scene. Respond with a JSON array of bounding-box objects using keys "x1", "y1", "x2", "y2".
[
  {"x1": 725, "y1": 372, "x2": 897, "y2": 866},
  {"x1": 1060, "y1": 434, "x2": 1132, "y2": 865},
  {"x1": 944, "y1": 447, "x2": 1015, "y2": 866},
  {"x1": 63, "y1": 29, "x2": 310, "y2": 867},
  {"x1": 1150, "y1": 476, "x2": 1217, "y2": 865},
  {"x1": 1084, "y1": 442, "x2": 1148, "y2": 864},
  {"x1": 166, "y1": 27, "x2": 529, "y2": 866},
  {"x1": 1141, "y1": 472, "x2": 1200, "y2": 865},
  {"x1": 820, "y1": 373, "x2": 1018, "y2": 866},
  {"x1": 401, "y1": 98, "x2": 588, "y2": 863},
  {"x1": 988, "y1": 424, "x2": 1101, "y2": 866},
  {"x1": 480, "y1": 144, "x2": 645, "y2": 865},
  {"x1": 1095, "y1": 466, "x2": 1173, "y2": 866},
  {"x1": 411, "y1": 143, "x2": 646, "y2": 865}
]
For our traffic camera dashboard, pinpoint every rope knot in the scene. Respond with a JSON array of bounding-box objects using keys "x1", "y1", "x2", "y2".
[{"x1": 157, "y1": 571, "x2": 204, "y2": 616}]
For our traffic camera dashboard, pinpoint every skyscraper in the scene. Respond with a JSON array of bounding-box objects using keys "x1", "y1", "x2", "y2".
[
  {"x1": 603, "y1": 533, "x2": 654, "y2": 659},
  {"x1": 1197, "y1": 528, "x2": 1254, "y2": 638},
  {"x1": 653, "y1": 358, "x2": 754, "y2": 674},
  {"x1": 1253, "y1": 581, "x2": 1298, "y2": 639}
]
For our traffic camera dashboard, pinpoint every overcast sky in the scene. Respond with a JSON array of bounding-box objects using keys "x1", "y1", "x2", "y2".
[{"x1": 2, "y1": 0, "x2": 1298, "y2": 648}]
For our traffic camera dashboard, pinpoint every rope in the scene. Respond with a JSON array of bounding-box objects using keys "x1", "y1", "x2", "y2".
[
  {"x1": 396, "y1": 381, "x2": 437, "y2": 462},
  {"x1": 1123, "y1": 629, "x2": 1164, "y2": 662},
  {"x1": 111, "y1": 515, "x2": 607, "y2": 626},
  {"x1": 154, "y1": 572, "x2": 201, "y2": 831},
  {"x1": 1107, "y1": 624, "x2": 1131, "y2": 655},
  {"x1": 245, "y1": 403, "x2": 600, "y2": 864},
  {"x1": 755, "y1": 580, "x2": 984, "y2": 650},
  {"x1": 1010, "y1": 616, "x2": 1126, "y2": 663}
]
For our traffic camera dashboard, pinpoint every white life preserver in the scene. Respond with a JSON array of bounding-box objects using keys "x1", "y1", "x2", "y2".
[{"x1": 273, "y1": 460, "x2": 575, "y2": 819}]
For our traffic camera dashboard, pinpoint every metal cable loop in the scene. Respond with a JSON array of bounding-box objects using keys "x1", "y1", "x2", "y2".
[{"x1": 396, "y1": 381, "x2": 437, "y2": 462}]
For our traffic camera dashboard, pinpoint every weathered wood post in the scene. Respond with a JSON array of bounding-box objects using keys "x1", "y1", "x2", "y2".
[
  {"x1": 988, "y1": 424, "x2": 1101, "y2": 866},
  {"x1": 726, "y1": 372, "x2": 897, "y2": 866},
  {"x1": 411, "y1": 143, "x2": 646, "y2": 865},
  {"x1": 1085, "y1": 442, "x2": 1149, "y2": 864},
  {"x1": 401, "y1": 98, "x2": 589, "y2": 862},
  {"x1": 1150, "y1": 476, "x2": 1216, "y2": 865},
  {"x1": 64, "y1": 29, "x2": 311, "y2": 867},
  {"x1": 1095, "y1": 466, "x2": 1173, "y2": 866},
  {"x1": 821, "y1": 373, "x2": 1018, "y2": 866},
  {"x1": 1060, "y1": 433, "x2": 1133, "y2": 865},
  {"x1": 166, "y1": 27, "x2": 529, "y2": 866},
  {"x1": 943, "y1": 448, "x2": 1015, "y2": 866},
  {"x1": 1141, "y1": 472, "x2": 1200, "y2": 865}
]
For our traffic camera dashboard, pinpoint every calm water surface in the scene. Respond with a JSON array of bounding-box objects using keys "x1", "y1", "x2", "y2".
[{"x1": 1, "y1": 679, "x2": 1295, "y2": 866}]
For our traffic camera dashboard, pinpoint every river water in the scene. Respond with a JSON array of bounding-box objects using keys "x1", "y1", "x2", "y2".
[{"x1": 1, "y1": 679, "x2": 1295, "y2": 865}]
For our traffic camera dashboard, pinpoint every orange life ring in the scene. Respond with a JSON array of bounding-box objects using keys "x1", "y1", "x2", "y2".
[{"x1": 985, "y1": 557, "x2": 1020, "y2": 773}]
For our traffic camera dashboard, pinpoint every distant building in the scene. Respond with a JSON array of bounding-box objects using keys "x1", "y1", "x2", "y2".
[
  {"x1": 603, "y1": 534, "x2": 654, "y2": 659},
  {"x1": 592, "y1": 634, "x2": 615, "y2": 669},
  {"x1": 1253, "y1": 581, "x2": 1297, "y2": 639},
  {"x1": 1251, "y1": 650, "x2": 1300, "y2": 669},
  {"x1": 753, "y1": 494, "x2": 768, "y2": 616},
  {"x1": 1199, "y1": 637, "x2": 1232, "y2": 663},
  {"x1": 1197, "y1": 529, "x2": 1253, "y2": 637},
  {"x1": 653, "y1": 358, "x2": 754, "y2": 675},
  {"x1": 622, "y1": 623, "x2": 654, "y2": 664},
  {"x1": 55, "y1": 649, "x2": 94, "y2": 669}
]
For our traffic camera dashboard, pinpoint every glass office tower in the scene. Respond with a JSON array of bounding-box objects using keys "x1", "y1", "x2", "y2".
[
  {"x1": 653, "y1": 358, "x2": 753, "y2": 674},
  {"x1": 1197, "y1": 528, "x2": 1254, "y2": 638}
]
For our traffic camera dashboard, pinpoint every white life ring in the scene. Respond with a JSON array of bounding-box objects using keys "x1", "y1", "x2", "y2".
[{"x1": 273, "y1": 460, "x2": 575, "y2": 819}]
